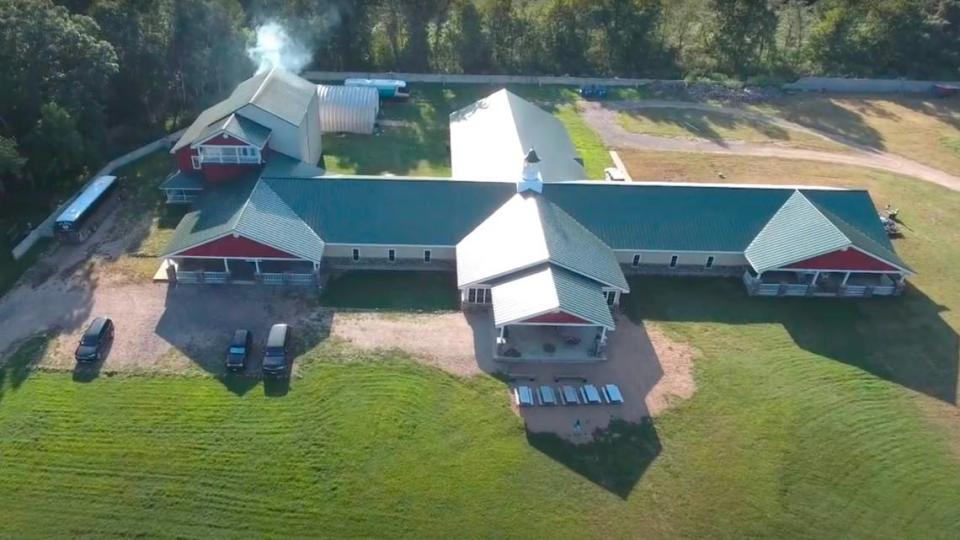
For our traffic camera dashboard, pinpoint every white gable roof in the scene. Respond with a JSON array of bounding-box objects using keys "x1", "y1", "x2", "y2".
[{"x1": 449, "y1": 89, "x2": 588, "y2": 182}]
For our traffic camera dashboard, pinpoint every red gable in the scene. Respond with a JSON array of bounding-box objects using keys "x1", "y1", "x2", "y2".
[
  {"x1": 520, "y1": 311, "x2": 593, "y2": 325},
  {"x1": 784, "y1": 248, "x2": 899, "y2": 272},
  {"x1": 177, "y1": 235, "x2": 299, "y2": 259}
]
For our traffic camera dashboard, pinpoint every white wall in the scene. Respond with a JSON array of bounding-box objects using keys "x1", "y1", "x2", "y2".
[
  {"x1": 302, "y1": 94, "x2": 323, "y2": 164},
  {"x1": 614, "y1": 250, "x2": 747, "y2": 267},
  {"x1": 237, "y1": 105, "x2": 303, "y2": 161},
  {"x1": 324, "y1": 244, "x2": 456, "y2": 260}
]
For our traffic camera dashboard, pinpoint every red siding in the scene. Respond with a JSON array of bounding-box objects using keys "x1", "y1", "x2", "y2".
[
  {"x1": 522, "y1": 311, "x2": 593, "y2": 325},
  {"x1": 784, "y1": 248, "x2": 899, "y2": 272},
  {"x1": 202, "y1": 163, "x2": 261, "y2": 183},
  {"x1": 175, "y1": 147, "x2": 197, "y2": 173},
  {"x1": 178, "y1": 235, "x2": 299, "y2": 259}
]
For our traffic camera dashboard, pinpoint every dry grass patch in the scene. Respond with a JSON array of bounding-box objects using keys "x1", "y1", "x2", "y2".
[{"x1": 748, "y1": 95, "x2": 960, "y2": 175}]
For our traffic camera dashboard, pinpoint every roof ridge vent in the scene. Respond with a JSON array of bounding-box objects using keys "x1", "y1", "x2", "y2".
[{"x1": 518, "y1": 148, "x2": 543, "y2": 193}]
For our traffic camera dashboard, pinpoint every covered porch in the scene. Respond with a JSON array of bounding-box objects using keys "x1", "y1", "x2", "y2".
[
  {"x1": 742, "y1": 269, "x2": 905, "y2": 297},
  {"x1": 169, "y1": 257, "x2": 319, "y2": 286},
  {"x1": 159, "y1": 171, "x2": 204, "y2": 204},
  {"x1": 495, "y1": 323, "x2": 608, "y2": 362}
]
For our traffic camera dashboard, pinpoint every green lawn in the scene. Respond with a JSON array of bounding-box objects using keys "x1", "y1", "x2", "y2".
[
  {"x1": 319, "y1": 271, "x2": 460, "y2": 311},
  {"x1": 323, "y1": 83, "x2": 612, "y2": 179},
  {"x1": 618, "y1": 107, "x2": 848, "y2": 152}
]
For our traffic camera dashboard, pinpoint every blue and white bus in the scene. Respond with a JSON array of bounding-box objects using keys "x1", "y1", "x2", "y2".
[{"x1": 54, "y1": 175, "x2": 118, "y2": 243}]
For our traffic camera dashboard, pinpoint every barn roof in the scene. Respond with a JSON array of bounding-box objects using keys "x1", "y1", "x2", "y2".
[
  {"x1": 164, "y1": 173, "x2": 905, "y2": 278},
  {"x1": 746, "y1": 190, "x2": 911, "y2": 273},
  {"x1": 455, "y1": 192, "x2": 628, "y2": 290},
  {"x1": 450, "y1": 90, "x2": 588, "y2": 182},
  {"x1": 490, "y1": 264, "x2": 615, "y2": 329},
  {"x1": 172, "y1": 67, "x2": 315, "y2": 152},
  {"x1": 193, "y1": 114, "x2": 272, "y2": 148}
]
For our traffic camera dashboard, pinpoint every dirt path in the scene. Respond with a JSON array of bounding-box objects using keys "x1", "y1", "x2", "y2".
[{"x1": 580, "y1": 100, "x2": 960, "y2": 192}]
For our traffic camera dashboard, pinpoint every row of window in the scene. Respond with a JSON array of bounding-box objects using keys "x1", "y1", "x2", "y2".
[
  {"x1": 631, "y1": 254, "x2": 715, "y2": 269},
  {"x1": 351, "y1": 248, "x2": 432, "y2": 263}
]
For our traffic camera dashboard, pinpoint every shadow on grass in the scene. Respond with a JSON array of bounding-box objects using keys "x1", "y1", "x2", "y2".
[
  {"x1": 155, "y1": 284, "x2": 329, "y2": 396},
  {"x1": 764, "y1": 98, "x2": 888, "y2": 151},
  {"x1": 526, "y1": 418, "x2": 661, "y2": 499},
  {"x1": 0, "y1": 335, "x2": 52, "y2": 404},
  {"x1": 622, "y1": 107, "x2": 793, "y2": 147},
  {"x1": 320, "y1": 270, "x2": 460, "y2": 311},
  {"x1": 625, "y1": 277, "x2": 959, "y2": 404}
]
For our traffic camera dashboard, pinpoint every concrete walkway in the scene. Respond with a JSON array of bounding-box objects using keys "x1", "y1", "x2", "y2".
[{"x1": 580, "y1": 100, "x2": 960, "y2": 193}]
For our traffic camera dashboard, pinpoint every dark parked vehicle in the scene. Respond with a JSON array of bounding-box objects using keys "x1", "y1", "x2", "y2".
[
  {"x1": 226, "y1": 329, "x2": 252, "y2": 372},
  {"x1": 75, "y1": 317, "x2": 114, "y2": 362},
  {"x1": 262, "y1": 324, "x2": 290, "y2": 377}
]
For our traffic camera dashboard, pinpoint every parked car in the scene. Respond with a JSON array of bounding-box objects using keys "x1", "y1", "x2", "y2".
[
  {"x1": 262, "y1": 324, "x2": 290, "y2": 377},
  {"x1": 75, "y1": 317, "x2": 114, "y2": 363},
  {"x1": 226, "y1": 329, "x2": 252, "y2": 372}
]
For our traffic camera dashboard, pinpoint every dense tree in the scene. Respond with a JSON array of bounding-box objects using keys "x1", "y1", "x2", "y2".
[
  {"x1": 0, "y1": 137, "x2": 25, "y2": 179},
  {"x1": 707, "y1": 0, "x2": 778, "y2": 77},
  {"x1": 23, "y1": 103, "x2": 87, "y2": 191}
]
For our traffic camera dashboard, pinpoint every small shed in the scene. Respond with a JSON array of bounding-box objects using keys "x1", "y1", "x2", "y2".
[{"x1": 316, "y1": 84, "x2": 379, "y2": 134}]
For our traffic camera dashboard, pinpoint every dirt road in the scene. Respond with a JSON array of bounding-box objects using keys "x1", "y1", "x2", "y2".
[{"x1": 580, "y1": 100, "x2": 960, "y2": 192}]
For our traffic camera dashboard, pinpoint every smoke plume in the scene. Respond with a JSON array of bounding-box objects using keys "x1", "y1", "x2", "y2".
[{"x1": 247, "y1": 22, "x2": 312, "y2": 73}]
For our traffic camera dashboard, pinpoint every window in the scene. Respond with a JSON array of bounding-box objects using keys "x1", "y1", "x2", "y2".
[
  {"x1": 388, "y1": 249, "x2": 396, "y2": 262},
  {"x1": 352, "y1": 248, "x2": 360, "y2": 261},
  {"x1": 191, "y1": 155, "x2": 201, "y2": 170},
  {"x1": 669, "y1": 255, "x2": 679, "y2": 268},
  {"x1": 423, "y1": 250, "x2": 432, "y2": 262},
  {"x1": 632, "y1": 254, "x2": 641, "y2": 267},
  {"x1": 467, "y1": 288, "x2": 490, "y2": 304},
  {"x1": 198, "y1": 145, "x2": 260, "y2": 164},
  {"x1": 605, "y1": 291, "x2": 617, "y2": 306},
  {"x1": 705, "y1": 256, "x2": 715, "y2": 269}
]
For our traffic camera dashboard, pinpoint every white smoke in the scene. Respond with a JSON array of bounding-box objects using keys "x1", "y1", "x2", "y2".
[{"x1": 247, "y1": 22, "x2": 312, "y2": 73}]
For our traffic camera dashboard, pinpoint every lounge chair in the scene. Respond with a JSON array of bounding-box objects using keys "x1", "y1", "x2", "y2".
[
  {"x1": 581, "y1": 384, "x2": 602, "y2": 405},
  {"x1": 513, "y1": 385, "x2": 535, "y2": 407},
  {"x1": 601, "y1": 384, "x2": 624, "y2": 404},
  {"x1": 560, "y1": 385, "x2": 579, "y2": 405},
  {"x1": 538, "y1": 385, "x2": 557, "y2": 405}
]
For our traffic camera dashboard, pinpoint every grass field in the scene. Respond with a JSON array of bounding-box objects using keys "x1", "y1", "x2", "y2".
[
  {"x1": 323, "y1": 84, "x2": 612, "y2": 179},
  {"x1": 618, "y1": 107, "x2": 847, "y2": 152},
  {"x1": 748, "y1": 95, "x2": 960, "y2": 175}
]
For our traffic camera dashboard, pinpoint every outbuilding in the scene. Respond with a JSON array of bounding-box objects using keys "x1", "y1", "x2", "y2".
[{"x1": 316, "y1": 84, "x2": 380, "y2": 134}]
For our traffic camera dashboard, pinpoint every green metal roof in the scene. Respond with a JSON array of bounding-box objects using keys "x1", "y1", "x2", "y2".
[
  {"x1": 165, "y1": 175, "x2": 907, "y2": 278},
  {"x1": 172, "y1": 68, "x2": 314, "y2": 152},
  {"x1": 745, "y1": 191, "x2": 850, "y2": 272},
  {"x1": 164, "y1": 174, "x2": 325, "y2": 262},
  {"x1": 745, "y1": 190, "x2": 911, "y2": 273},
  {"x1": 455, "y1": 192, "x2": 627, "y2": 290},
  {"x1": 490, "y1": 264, "x2": 615, "y2": 329},
  {"x1": 195, "y1": 114, "x2": 272, "y2": 148},
  {"x1": 159, "y1": 171, "x2": 205, "y2": 191}
]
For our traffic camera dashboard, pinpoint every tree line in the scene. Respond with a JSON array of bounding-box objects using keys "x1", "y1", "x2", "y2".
[{"x1": 1, "y1": 0, "x2": 959, "y2": 239}]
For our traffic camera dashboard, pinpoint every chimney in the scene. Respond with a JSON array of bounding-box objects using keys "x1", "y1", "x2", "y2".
[{"x1": 518, "y1": 148, "x2": 543, "y2": 193}]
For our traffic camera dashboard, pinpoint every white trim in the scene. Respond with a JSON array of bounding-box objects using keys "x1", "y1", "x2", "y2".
[
  {"x1": 327, "y1": 242, "x2": 455, "y2": 249},
  {"x1": 174, "y1": 255, "x2": 307, "y2": 261},
  {"x1": 615, "y1": 248, "x2": 743, "y2": 255},
  {"x1": 192, "y1": 131, "x2": 265, "y2": 150}
]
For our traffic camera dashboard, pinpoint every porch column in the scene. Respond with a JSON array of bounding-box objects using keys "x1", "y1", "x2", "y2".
[
  {"x1": 254, "y1": 259, "x2": 261, "y2": 274},
  {"x1": 841, "y1": 271, "x2": 851, "y2": 286},
  {"x1": 223, "y1": 258, "x2": 229, "y2": 272},
  {"x1": 600, "y1": 326, "x2": 608, "y2": 343}
]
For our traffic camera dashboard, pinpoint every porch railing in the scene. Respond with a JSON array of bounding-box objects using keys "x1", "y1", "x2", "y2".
[
  {"x1": 164, "y1": 192, "x2": 199, "y2": 204},
  {"x1": 199, "y1": 155, "x2": 260, "y2": 165},
  {"x1": 743, "y1": 271, "x2": 903, "y2": 298},
  {"x1": 258, "y1": 272, "x2": 316, "y2": 286}
]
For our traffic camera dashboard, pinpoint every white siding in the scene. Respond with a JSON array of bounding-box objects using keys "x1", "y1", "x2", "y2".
[
  {"x1": 325, "y1": 244, "x2": 455, "y2": 260},
  {"x1": 237, "y1": 105, "x2": 303, "y2": 161},
  {"x1": 303, "y1": 94, "x2": 323, "y2": 164},
  {"x1": 615, "y1": 250, "x2": 747, "y2": 267}
]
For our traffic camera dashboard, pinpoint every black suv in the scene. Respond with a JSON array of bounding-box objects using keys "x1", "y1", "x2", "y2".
[
  {"x1": 75, "y1": 317, "x2": 114, "y2": 363},
  {"x1": 262, "y1": 324, "x2": 290, "y2": 377},
  {"x1": 226, "y1": 329, "x2": 252, "y2": 372}
]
